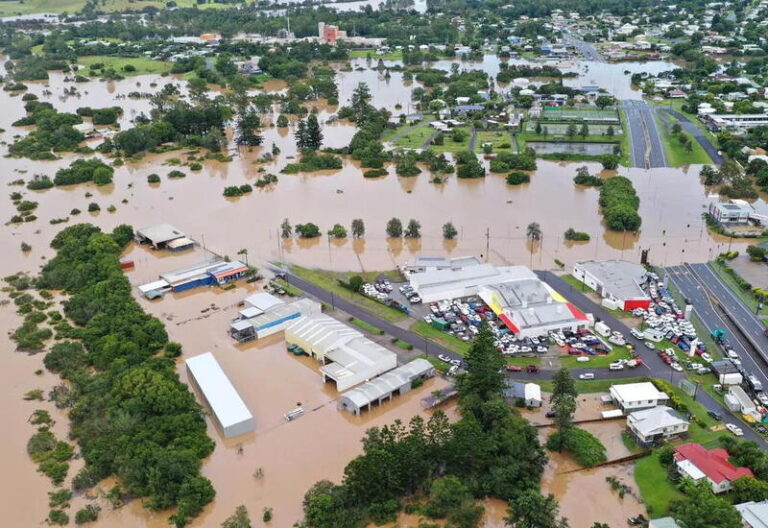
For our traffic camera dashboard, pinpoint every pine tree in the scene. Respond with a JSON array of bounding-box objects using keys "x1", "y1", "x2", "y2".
[
  {"x1": 295, "y1": 119, "x2": 307, "y2": 151},
  {"x1": 305, "y1": 114, "x2": 323, "y2": 151}
]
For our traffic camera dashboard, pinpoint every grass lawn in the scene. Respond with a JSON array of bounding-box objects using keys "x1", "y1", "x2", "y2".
[
  {"x1": 474, "y1": 130, "x2": 514, "y2": 153},
  {"x1": 290, "y1": 265, "x2": 407, "y2": 323},
  {"x1": 417, "y1": 354, "x2": 450, "y2": 374},
  {"x1": 656, "y1": 114, "x2": 711, "y2": 166},
  {"x1": 392, "y1": 339, "x2": 413, "y2": 350},
  {"x1": 618, "y1": 109, "x2": 632, "y2": 167},
  {"x1": 634, "y1": 452, "x2": 684, "y2": 517},
  {"x1": 559, "y1": 344, "x2": 633, "y2": 368},
  {"x1": 393, "y1": 125, "x2": 435, "y2": 149},
  {"x1": 651, "y1": 99, "x2": 719, "y2": 145},
  {"x1": 382, "y1": 119, "x2": 429, "y2": 142},
  {"x1": 349, "y1": 49, "x2": 403, "y2": 61},
  {"x1": 79, "y1": 55, "x2": 171, "y2": 76},
  {"x1": 411, "y1": 321, "x2": 471, "y2": 355},
  {"x1": 710, "y1": 260, "x2": 768, "y2": 317},
  {"x1": 431, "y1": 128, "x2": 471, "y2": 153},
  {"x1": 348, "y1": 317, "x2": 384, "y2": 335}
]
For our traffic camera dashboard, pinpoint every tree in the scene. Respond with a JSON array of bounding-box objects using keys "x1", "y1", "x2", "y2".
[
  {"x1": 351, "y1": 83, "x2": 372, "y2": 124},
  {"x1": 606, "y1": 125, "x2": 614, "y2": 137},
  {"x1": 526, "y1": 222, "x2": 542, "y2": 242},
  {"x1": 747, "y1": 245, "x2": 768, "y2": 262},
  {"x1": 351, "y1": 219, "x2": 365, "y2": 238},
  {"x1": 215, "y1": 54, "x2": 238, "y2": 77},
  {"x1": 595, "y1": 95, "x2": 616, "y2": 109},
  {"x1": 386, "y1": 218, "x2": 403, "y2": 238},
  {"x1": 566, "y1": 123, "x2": 577, "y2": 137},
  {"x1": 305, "y1": 114, "x2": 323, "y2": 151},
  {"x1": 601, "y1": 154, "x2": 620, "y2": 170},
  {"x1": 276, "y1": 114, "x2": 289, "y2": 128},
  {"x1": 221, "y1": 505, "x2": 251, "y2": 528},
  {"x1": 327, "y1": 224, "x2": 347, "y2": 239},
  {"x1": 443, "y1": 222, "x2": 458, "y2": 240},
  {"x1": 671, "y1": 481, "x2": 742, "y2": 528},
  {"x1": 505, "y1": 490, "x2": 569, "y2": 528},
  {"x1": 579, "y1": 123, "x2": 589, "y2": 138},
  {"x1": 457, "y1": 326, "x2": 505, "y2": 409},
  {"x1": 404, "y1": 219, "x2": 421, "y2": 238},
  {"x1": 236, "y1": 111, "x2": 263, "y2": 147},
  {"x1": 280, "y1": 218, "x2": 292, "y2": 238},
  {"x1": 732, "y1": 476, "x2": 768, "y2": 504},
  {"x1": 295, "y1": 223, "x2": 321, "y2": 238},
  {"x1": 549, "y1": 368, "x2": 577, "y2": 449},
  {"x1": 671, "y1": 122, "x2": 682, "y2": 135},
  {"x1": 295, "y1": 119, "x2": 307, "y2": 151},
  {"x1": 535, "y1": 121, "x2": 542, "y2": 135}
]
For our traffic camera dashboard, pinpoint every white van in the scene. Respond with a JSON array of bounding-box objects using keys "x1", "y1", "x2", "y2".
[{"x1": 579, "y1": 372, "x2": 595, "y2": 380}]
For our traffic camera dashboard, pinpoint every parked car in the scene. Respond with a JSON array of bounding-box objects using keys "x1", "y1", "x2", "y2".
[
  {"x1": 726, "y1": 423, "x2": 744, "y2": 437},
  {"x1": 644, "y1": 341, "x2": 656, "y2": 350},
  {"x1": 579, "y1": 372, "x2": 595, "y2": 380},
  {"x1": 437, "y1": 354, "x2": 452, "y2": 363},
  {"x1": 545, "y1": 410, "x2": 557, "y2": 418},
  {"x1": 525, "y1": 365, "x2": 539, "y2": 373},
  {"x1": 707, "y1": 410, "x2": 721, "y2": 421},
  {"x1": 505, "y1": 364, "x2": 522, "y2": 372},
  {"x1": 609, "y1": 362, "x2": 625, "y2": 371}
]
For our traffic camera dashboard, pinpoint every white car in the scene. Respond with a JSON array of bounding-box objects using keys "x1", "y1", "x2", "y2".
[
  {"x1": 726, "y1": 423, "x2": 744, "y2": 437},
  {"x1": 630, "y1": 329, "x2": 644, "y2": 339},
  {"x1": 576, "y1": 356, "x2": 590, "y2": 363},
  {"x1": 437, "y1": 354, "x2": 452, "y2": 363},
  {"x1": 670, "y1": 362, "x2": 683, "y2": 372},
  {"x1": 609, "y1": 362, "x2": 625, "y2": 371},
  {"x1": 579, "y1": 372, "x2": 595, "y2": 380}
]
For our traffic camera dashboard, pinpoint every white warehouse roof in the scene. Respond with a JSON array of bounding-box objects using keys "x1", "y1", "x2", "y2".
[
  {"x1": 610, "y1": 382, "x2": 668, "y2": 403},
  {"x1": 575, "y1": 260, "x2": 649, "y2": 301},
  {"x1": 185, "y1": 352, "x2": 254, "y2": 438},
  {"x1": 340, "y1": 358, "x2": 434, "y2": 410},
  {"x1": 136, "y1": 223, "x2": 185, "y2": 244}
]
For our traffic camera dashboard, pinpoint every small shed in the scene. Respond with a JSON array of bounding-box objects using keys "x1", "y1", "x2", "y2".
[
  {"x1": 504, "y1": 381, "x2": 542, "y2": 407},
  {"x1": 138, "y1": 279, "x2": 171, "y2": 299}
]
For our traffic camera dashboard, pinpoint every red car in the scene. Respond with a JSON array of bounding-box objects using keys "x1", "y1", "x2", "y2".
[
  {"x1": 526, "y1": 365, "x2": 540, "y2": 373},
  {"x1": 505, "y1": 365, "x2": 522, "y2": 372}
]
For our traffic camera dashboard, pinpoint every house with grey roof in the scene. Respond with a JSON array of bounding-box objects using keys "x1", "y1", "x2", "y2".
[{"x1": 627, "y1": 405, "x2": 689, "y2": 447}]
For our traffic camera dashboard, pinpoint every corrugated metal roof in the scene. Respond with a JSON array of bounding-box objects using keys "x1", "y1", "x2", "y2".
[
  {"x1": 137, "y1": 223, "x2": 185, "y2": 244},
  {"x1": 185, "y1": 352, "x2": 253, "y2": 431}
]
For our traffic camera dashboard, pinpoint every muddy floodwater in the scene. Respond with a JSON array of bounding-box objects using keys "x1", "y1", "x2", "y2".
[{"x1": 0, "y1": 52, "x2": 750, "y2": 527}]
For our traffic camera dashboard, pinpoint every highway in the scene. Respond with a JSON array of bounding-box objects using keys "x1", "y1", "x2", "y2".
[
  {"x1": 665, "y1": 265, "x2": 768, "y2": 390},
  {"x1": 620, "y1": 100, "x2": 667, "y2": 169},
  {"x1": 268, "y1": 265, "x2": 766, "y2": 446},
  {"x1": 562, "y1": 31, "x2": 605, "y2": 62}
]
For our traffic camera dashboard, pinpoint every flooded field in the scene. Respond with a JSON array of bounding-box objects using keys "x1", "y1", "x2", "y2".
[
  {"x1": 527, "y1": 141, "x2": 617, "y2": 156},
  {"x1": 0, "y1": 50, "x2": 744, "y2": 527}
]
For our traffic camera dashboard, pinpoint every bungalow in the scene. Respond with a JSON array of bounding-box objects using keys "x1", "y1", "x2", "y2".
[
  {"x1": 668, "y1": 89, "x2": 687, "y2": 99},
  {"x1": 674, "y1": 443, "x2": 753, "y2": 494},
  {"x1": 609, "y1": 382, "x2": 669, "y2": 412},
  {"x1": 627, "y1": 406, "x2": 689, "y2": 447}
]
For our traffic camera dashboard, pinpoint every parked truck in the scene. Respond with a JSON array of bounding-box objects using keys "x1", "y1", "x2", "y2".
[
  {"x1": 594, "y1": 321, "x2": 611, "y2": 337},
  {"x1": 719, "y1": 372, "x2": 744, "y2": 386}
]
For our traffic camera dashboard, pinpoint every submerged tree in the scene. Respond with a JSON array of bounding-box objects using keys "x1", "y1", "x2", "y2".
[
  {"x1": 505, "y1": 490, "x2": 570, "y2": 528},
  {"x1": 236, "y1": 111, "x2": 263, "y2": 147},
  {"x1": 549, "y1": 368, "x2": 577, "y2": 450},
  {"x1": 404, "y1": 219, "x2": 421, "y2": 238},
  {"x1": 351, "y1": 218, "x2": 365, "y2": 238},
  {"x1": 443, "y1": 222, "x2": 458, "y2": 240},
  {"x1": 385, "y1": 217, "x2": 403, "y2": 238},
  {"x1": 280, "y1": 218, "x2": 292, "y2": 238},
  {"x1": 221, "y1": 505, "x2": 251, "y2": 528}
]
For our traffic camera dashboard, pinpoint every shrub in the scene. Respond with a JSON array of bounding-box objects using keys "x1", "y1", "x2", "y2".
[
  {"x1": 564, "y1": 228, "x2": 590, "y2": 241},
  {"x1": 295, "y1": 223, "x2": 321, "y2": 238},
  {"x1": 599, "y1": 176, "x2": 641, "y2": 231},
  {"x1": 75, "y1": 504, "x2": 100, "y2": 524},
  {"x1": 490, "y1": 149, "x2": 537, "y2": 172},
  {"x1": 168, "y1": 170, "x2": 186, "y2": 179},
  {"x1": 164, "y1": 342, "x2": 182, "y2": 358},
  {"x1": 189, "y1": 162, "x2": 203, "y2": 171},
  {"x1": 363, "y1": 168, "x2": 388, "y2": 178},
  {"x1": 547, "y1": 427, "x2": 607, "y2": 467},
  {"x1": 48, "y1": 510, "x2": 69, "y2": 526},
  {"x1": 147, "y1": 173, "x2": 160, "y2": 183},
  {"x1": 87, "y1": 202, "x2": 100, "y2": 212},
  {"x1": 27, "y1": 175, "x2": 55, "y2": 190},
  {"x1": 506, "y1": 171, "x2": 530, "y2": 185},
  {"x1": 54, "y1": 159, "x2": 113, "y2": 186}
]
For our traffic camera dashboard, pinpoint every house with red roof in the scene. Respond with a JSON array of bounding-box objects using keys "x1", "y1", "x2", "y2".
[{"x1": 674, "y1": 443, "x2": 753, "y2": 494}]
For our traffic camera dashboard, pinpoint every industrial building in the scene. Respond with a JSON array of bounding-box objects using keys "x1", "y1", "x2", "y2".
[
  {"x1": 230, "y1": 298, "x2": 321, "y2": 343},
  {"x1": 708, "y1": 201, "x2": 753, "y2": 225},
  {"x1": 409, "y1": 263, "x2": 544, "y2": 304},
  {"x1": 609, "y1": 382, "x2": 669, "y2": 412},
  {"x1": 403, "y1": 256, "x2": 483, "y2": 275},
  {"x1": 138, "y1": 258, "x2": 249, "y2": 298},
  {"x1": 285, "y1": 313, "x2": 397, "y2": 391},
  {"x1": 478, "y1": 268, "x2": 589, "y2": 339},
  {"x1": 135, "y1": 223, "x2": 187, "y2": 249},
  {"x1": 338, "y1": 359, "x2": 435, "y2": 415},
  {"x1": 185, "y1": 352, "x2": 254, "y2": 438},
  {"x1": 572, "y1": 260, "x2": 651, "y2": 311}
]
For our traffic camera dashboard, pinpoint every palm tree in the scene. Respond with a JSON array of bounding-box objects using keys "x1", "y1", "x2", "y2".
[
  {"x1": 526, "y1": 222, "x2": 542, "y2": 242},
  {"x1": 526, "y1": 222, "x2": 542, "y2": 268},
  {"x1": 236, "y1": 248, "x2": 248, "y2": 267}
]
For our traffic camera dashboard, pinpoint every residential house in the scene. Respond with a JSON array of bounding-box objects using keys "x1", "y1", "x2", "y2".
[
  {"x1": 735, "y1": 500, "x2": 768, "y2": 528},
  {"x1": 627, "y1": 406, "x2": 689, "y2": 447},
  {"x1": 674, "y1": 443, "x2": 753, "y2": 494},
  {"x1": 610, "y1": 382, "x2": 669, "y2": 412}
]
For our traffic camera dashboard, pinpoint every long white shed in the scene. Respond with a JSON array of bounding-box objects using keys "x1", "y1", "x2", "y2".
[{"x1": 185, "y1": 352, "x2": 254, "y2": 438}]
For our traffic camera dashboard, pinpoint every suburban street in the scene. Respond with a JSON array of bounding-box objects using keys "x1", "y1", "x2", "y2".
[
  {"x1": 268, "y1": 265, "x2": 767, "y2": 446},
  {"x1": 562, "y1": 31, "x2": 605, "y2": 62},
  {"x1": 621, "y1": 100, "x2": 667, "y2": 169}
]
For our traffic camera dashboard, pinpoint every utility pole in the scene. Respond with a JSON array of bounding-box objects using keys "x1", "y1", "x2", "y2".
[{"x1": 485, "y1": 227, "x2": 490, "y2": 262}]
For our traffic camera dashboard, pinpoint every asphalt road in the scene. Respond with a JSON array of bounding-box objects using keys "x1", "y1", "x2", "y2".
[
  {"x1": 661, "y1": 108, "x2": 724, "y2": 164},
  {"x1": 620, "y1": 100, "x2": 667, "y2": 169},
  {"x1": 269, "y1": 265, "x2": 767, "y2": 446},
  {"x1": 562, "y1": 31, "x2": 604, "y2": 62},
  {"x1": 689, "y1": 263, "x2": 768, "y2": 366}
]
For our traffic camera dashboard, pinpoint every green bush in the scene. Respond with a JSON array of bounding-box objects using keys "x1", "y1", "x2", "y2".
[
  {"x1": 87, "y1": 202, "x2": 100, "y2": 212},
  {"x1": 506, "y1": 171, "x2": 530, "y2": 185},
  {"x1": 363, "y1": 168, "x2": 388, "y2": 178},
  {"x1": 147, "y1": 173, "x2": 160, "y2": 183},
  {"x1": 546, "y1": 427, "x2": 607, "y2": 467},
  {"x1": 599, "y1": 176, "x2": 641, "y2": 231},
  {"x1": 54, "y1": 159, "x2": 113, "y2": 186},
  {"x1": 168, "y1": 170, "x2": 186, "y2": 179},
  {"x1": 564, "y1": 228, "x2": 590, "y2": 241},
  {"x1": 75, "y1": 504, "x2": 100, "y2": 524},
  {"x1": 48, "y1": 510, "x2": 69, "y2": 526}
]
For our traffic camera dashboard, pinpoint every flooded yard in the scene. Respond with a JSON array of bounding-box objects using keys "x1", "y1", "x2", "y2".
[{"x1": 527, "y1": 141, "x2": 617, "y2": 156}]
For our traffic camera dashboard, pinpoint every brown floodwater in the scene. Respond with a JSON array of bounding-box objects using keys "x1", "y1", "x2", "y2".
[{"x1": 0, "y1": 58, "x2": 754, "y2": 526}]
